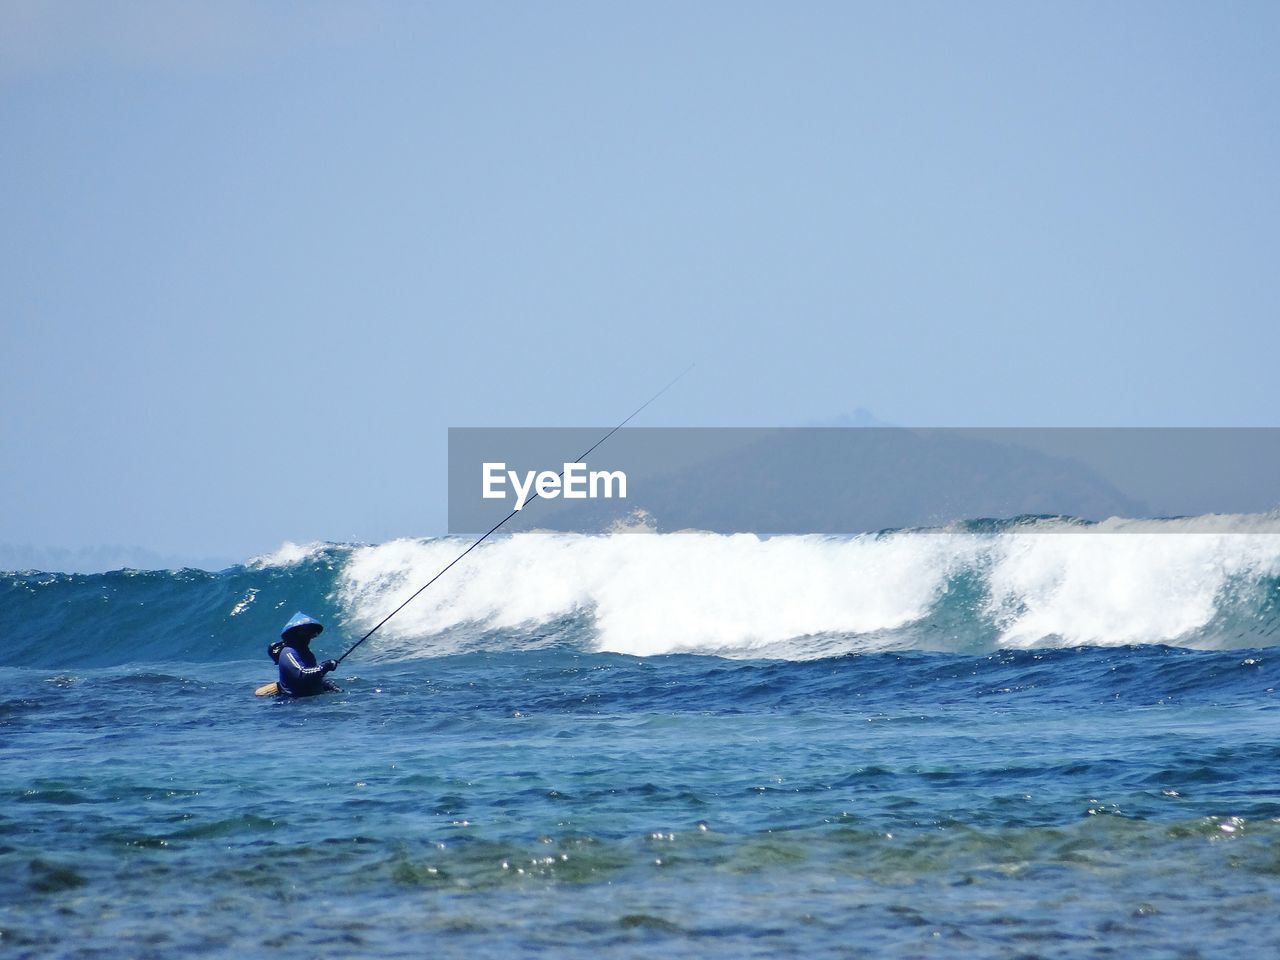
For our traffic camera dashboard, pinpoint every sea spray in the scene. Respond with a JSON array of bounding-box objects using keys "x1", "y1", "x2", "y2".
[{"x1": 4, "y1": 516, "x2": 1280, "y2": 669}]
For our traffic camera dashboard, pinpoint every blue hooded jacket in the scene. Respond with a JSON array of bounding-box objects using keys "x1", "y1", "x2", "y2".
[{"x1": 271, "y1": 612, "x2": 336, "y2": 697}]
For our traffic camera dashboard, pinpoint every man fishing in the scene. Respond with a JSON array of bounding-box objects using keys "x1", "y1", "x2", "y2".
[
  {"x1": 268, "y1": 612, "x2": 339, "y2": 697},
  {"x1": 252, "y1": 371, "x2": 686, "y2": 698}
]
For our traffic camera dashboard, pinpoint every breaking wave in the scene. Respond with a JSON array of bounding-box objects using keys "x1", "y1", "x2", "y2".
[{"x1": 4, "y1": 515, "x2": 1280, "y2": 668}]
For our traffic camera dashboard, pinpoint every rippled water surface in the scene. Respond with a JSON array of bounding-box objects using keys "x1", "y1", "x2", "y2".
[{"x1": 4, "y1": 647, "x2": 1279, "y2": 958}]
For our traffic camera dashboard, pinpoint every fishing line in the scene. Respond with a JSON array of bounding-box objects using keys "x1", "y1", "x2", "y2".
[{"x1": 335, "y1": 365, "x2": 693, "y2": 665}]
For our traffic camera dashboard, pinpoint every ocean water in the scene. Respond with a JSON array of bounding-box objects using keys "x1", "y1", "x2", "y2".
[{"x1": 3, "y1": 522, "x2": 1280, "y2": 958}]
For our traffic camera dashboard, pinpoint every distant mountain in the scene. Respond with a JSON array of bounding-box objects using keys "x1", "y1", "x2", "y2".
[
  {"x1": 504, "y1": 428, "x2": 1151, "y2": 534},
  {"x1": 804, "y1": 408, "x2": 896, "y2": 428}
]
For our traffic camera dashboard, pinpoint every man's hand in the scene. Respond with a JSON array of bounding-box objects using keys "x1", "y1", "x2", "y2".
[{"x1": 321, "y1": 659, "x2": 338, "y2": 674}]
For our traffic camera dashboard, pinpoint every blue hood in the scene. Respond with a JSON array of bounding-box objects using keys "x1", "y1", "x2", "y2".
[{"x1": 280, "y1": 611, "x2": 324, "y2": 644}]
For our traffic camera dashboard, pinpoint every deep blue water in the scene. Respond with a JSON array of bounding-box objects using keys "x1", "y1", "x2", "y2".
[{"x1": 3, "y1": 533, "x2": 1280, "y2": 957}]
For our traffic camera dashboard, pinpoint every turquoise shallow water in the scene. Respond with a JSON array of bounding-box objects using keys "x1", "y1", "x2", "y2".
[
  {"x1": 3, "y1": 648, "x2": 1279, "y2": 959},
  {"x1": 3, "y1": 533, "x2": 1280, "y2": 957}
]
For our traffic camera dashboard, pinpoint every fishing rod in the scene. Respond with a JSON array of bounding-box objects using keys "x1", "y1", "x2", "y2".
[{"x1": 334, "y1": 366, "x2": 693, "y2": 666}]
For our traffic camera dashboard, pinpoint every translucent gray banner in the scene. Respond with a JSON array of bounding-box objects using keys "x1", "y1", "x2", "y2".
[{"x1": 448, "y1": 428, "x2": 1280, "y2": 534}]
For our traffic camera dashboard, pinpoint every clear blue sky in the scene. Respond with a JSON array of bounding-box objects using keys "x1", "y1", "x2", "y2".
[{"x1": 3, "y1": 1, "x2": 1278, "y2": 567}]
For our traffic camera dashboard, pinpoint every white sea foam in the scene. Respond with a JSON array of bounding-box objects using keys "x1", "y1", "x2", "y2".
[
  {"x1": 333, "y1": 520, "x2": 1280, "y2": 660},
  {"x1": 248, "y1": 540, "x2": 330, "y2": 569},
  {"x1": 985, "y1": 526, "x2": 1280, "y2": 648}
]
